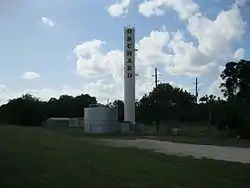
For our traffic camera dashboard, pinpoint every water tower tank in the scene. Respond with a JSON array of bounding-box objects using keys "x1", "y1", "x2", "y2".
[
  {"x1": 84, "y1": 107, "x2": 119, "y2": 133},
  {"x1": 84, "y1": 107, "x2": 118, "y2": 122}
]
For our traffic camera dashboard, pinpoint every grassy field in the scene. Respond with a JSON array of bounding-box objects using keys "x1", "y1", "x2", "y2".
[
  {"x1": 53, "y1": 124, "x2": 250, "y2": 148},
  {"x1": 1, "y1": 126, "x2": 250, "y2": 188},
  {"x1": 142, "y1": 124, "x2": 250, "y2": 148}
]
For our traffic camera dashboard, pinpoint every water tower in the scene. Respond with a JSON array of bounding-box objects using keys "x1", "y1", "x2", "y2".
[{"x1": 124, "y1": 26, "x2": 136, "y2": 124}]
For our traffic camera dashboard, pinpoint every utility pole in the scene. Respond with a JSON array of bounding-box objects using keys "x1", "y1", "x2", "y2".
[
  {"x1": 155, "y1": 68, "x2": 158, "y2": 89},
  {"x1": 194, "y1": 77, "x2": 200, "y2": 123},
  {"x1": 153, "y1": 67, "x2": 159, "y2": 132},
  {"x1": 195, "y1": 77, "x2": 199, "y2": 104}
]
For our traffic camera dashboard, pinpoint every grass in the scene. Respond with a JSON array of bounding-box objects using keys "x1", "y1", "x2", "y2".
[
  {"x1": 1, "y1": 125, "x2": 250, "y2": 188},
  {"x1": 143, "y1": 135, "x2": 250, "y2": 147},
  {"x1": 51, "y1": 124, "x2": 250, "y2": 148},
  {"x1": 144, "y1": 123, "x2": 250, "y2": 148}
]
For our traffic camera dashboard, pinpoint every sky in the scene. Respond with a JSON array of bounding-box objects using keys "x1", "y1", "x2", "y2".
[{"x1": 0, "y1": 0, "x2": 249, "y2": 105}]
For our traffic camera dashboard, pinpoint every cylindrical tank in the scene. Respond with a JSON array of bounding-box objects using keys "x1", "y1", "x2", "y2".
[{"x1": 84, "y1": 107, "x2": 118, "y2": 122}]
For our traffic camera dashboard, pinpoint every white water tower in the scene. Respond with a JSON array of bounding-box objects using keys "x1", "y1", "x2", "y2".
[{"x1": 124, "y1": 26, "x2": 136, "y2": 124}]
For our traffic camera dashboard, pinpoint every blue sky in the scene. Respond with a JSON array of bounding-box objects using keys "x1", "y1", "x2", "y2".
[{"x1": 0, "y1": 0, "x2": 249, "y2": 104}]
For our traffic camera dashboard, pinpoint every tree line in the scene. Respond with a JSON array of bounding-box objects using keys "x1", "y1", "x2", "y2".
[{"x1": 0, "y1": 60, "x2": 250, "y2": 137}]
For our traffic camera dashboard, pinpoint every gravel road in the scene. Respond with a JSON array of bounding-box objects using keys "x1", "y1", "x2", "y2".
[{"x1": 100, "y1": 138, "x2": 250, "y2": 163}]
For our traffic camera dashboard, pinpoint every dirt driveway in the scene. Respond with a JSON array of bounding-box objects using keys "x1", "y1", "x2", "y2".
[{"x1": 100, "y1": 138, "x2": 250, "y2": 163}]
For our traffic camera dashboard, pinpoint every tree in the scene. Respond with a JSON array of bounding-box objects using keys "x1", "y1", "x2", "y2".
[
  {"x1": 112, "y1": 100, "x2": 124, "y2": 121},
  {"x1": 220, "y1": 60, "x2": 250, "y2": 136},
  {"x1": 0, "y1": 93, "x2": 44, "y2": 126},
  {"x1": 220, "y1": 62, "x2": 239, "y2": 100},
  {"x1": 0, "y1": 93, "x2": 97, "y2": 126},
  {"x1": 199, "y1": 95, "x2": 226, "y2": 129},
  {"x1": 137, "y1": 83, "x2": 196, "y2": 123},
  {"x1": 220, "y1": 60, "x2": 250, "y2": 101}
]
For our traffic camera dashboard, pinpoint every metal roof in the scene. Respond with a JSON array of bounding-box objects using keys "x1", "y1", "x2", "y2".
[{"x1": 47, "y1": 117, "x2": 70, "y2": 121}]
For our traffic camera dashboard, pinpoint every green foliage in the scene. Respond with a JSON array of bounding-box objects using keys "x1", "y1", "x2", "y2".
[
  {"x1": 220, "y1": 60, "x2": 250, "y2": 101},
  {"x1": 0, "y1": 94, "x2": 97, "y2": 126},
  {"x1": 220, "y1": 59, "x2": 250, "y2": 137},
  {"x1": 112, "y1": 100, "x2": 124, "y2": 121},
  {"x1": 136, "y1": 83, "x2": 196, "y2": 123}
]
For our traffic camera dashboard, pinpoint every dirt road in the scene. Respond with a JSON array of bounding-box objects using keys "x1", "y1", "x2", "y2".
[{"x1": 100, "y1": 138, "x2": 250, "y2": 163}]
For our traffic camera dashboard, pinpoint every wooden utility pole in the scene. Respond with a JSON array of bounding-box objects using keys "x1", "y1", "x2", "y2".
[
  {"x1": 195, "y1": 77, "x2": 199, "y2": 104},
  {"x1": 153, "y1": 68, "x2": 159, "y2": 132},
  {"x1": 155, "y1": 68, "x2": 158, "y2": 89}
]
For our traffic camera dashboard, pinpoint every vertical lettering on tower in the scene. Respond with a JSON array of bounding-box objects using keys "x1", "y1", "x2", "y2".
[{"x1": 124, "y1": 27, "x2": 135, "y2": 79}]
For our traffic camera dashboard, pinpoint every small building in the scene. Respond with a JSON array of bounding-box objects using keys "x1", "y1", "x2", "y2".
[{"x1": 45, "y1": 117, "x2": 70, "y2": 130}]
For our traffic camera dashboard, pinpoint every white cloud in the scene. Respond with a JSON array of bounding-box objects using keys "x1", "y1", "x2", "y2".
[
  {"x1": 136, "y1": 29, "x2": 171, "y2": 66},
  {"x1": 137, "y1": 0, "x2": 246, "y2": 76},
  {"x1": 166, "y1": 31, "x2": 216, "y2": 76},
  {"x1": 207, "y1": 77, "x2": 224, "y2": 98},
  {"x1": 82, "y1": 66, "x2": 156, "y2": 103},
  {"x1": 187, "y1": 6, "x2": 245, "y2": 57},
  {"x1": 21, "y1": 72, "x2": 41, "y2": 80},
  {"x1": 21, "y1": 86, "x2": 83, "y2": 101},
  {"x1": 41, "y1": 17, "x2": 55, "y2": 27},
  {"x1": 74, "y1": 40, "x2": 109, "y2": 77},
  {"x1": 138, "y1": 0, "x2": 246, "y2": 59},
  {"x1": 169, "y1": 81, "x2": 193, "y2": 92},
  {"x1": 73, "y1": 40, "x2": 125, "y2": 86},
  {"x1": 233, "y1": 48, "x2": 245, "y2": 60},
  {"x1": 138, "y1": 0, "x2": 165, "y2": 17},
  {"x1": 0, "y1": 85, "x2": 11, "y2": 105},
  {"x1": 138, "y1": 0, "x2": 199, "y2": 20},
  {"x1": 107, "y1": 0, "x2": 131, "y2": 17},
  {"x1": 83, "y1": 80, "x2": 121, "y2": 103},
  {"x1": 73, "y1": 29, "x2": 170, "y2": 83}
]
